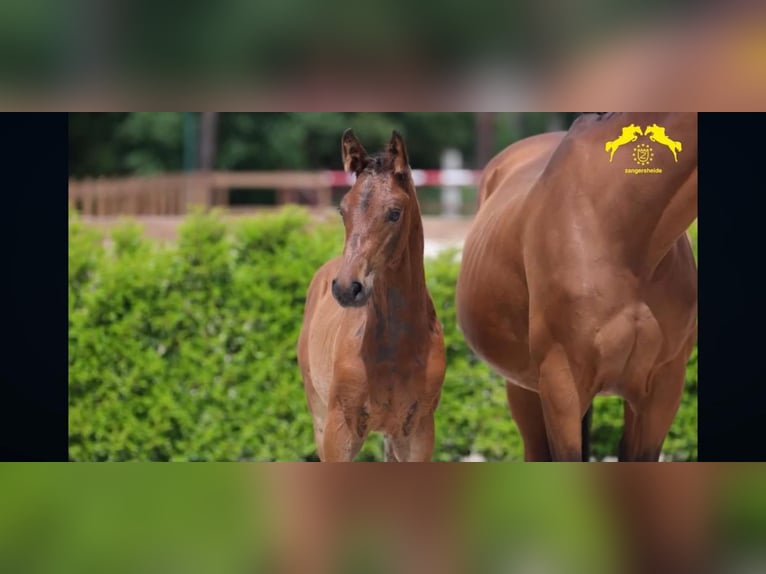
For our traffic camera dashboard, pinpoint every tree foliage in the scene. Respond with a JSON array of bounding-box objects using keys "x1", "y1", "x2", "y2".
[{"x1": 69, "y1": 112, "x2": 570, "y2": 178}]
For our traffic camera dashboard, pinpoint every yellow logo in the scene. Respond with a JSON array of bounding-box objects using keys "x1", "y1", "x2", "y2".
[
  {"x1": 605, "y1": 123, "x2": 683, "y2": 174},
  {"x1": 632, "y1": 144, "x2": 654, "y2": 166},
  {"x1": 605, "y1": 124, "x2": 643, "y2": 162},
  {"x1": 644, "y1": 123, "x2": 682, "y2": 162}
]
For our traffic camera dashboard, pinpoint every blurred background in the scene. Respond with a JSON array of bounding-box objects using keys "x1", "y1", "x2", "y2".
[
  {"x1": 68, "y1": 112, "x2": 698, "y2": 462},
  {"x1": 69, "y1": 112, "x2": 576, "y2": 216},
  {"x1": 0, "y1": 465, "x2": 763, "y2": 574},
  {"x1": 3, "y1": 1, "x2": 765, "y2": 109}
]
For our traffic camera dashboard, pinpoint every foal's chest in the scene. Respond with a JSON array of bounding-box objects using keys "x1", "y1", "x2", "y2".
[
  {"x1": 368, "y1": 385, "x2": 422, "y2": 436},
  {"x1": 359, "y1": 370, "x2": 428, "y2": 435}
]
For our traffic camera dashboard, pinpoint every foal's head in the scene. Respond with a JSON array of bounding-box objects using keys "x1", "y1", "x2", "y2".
[{"x1": 332, "y1": 129, "x2": 421, "y2": 308}]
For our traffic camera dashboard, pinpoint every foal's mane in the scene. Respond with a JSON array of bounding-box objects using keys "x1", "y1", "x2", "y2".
[{"x1": 360, "y1": 152, "x2": 396, "y2": 176}]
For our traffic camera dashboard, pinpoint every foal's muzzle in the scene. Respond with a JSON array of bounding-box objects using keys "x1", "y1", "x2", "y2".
[{"x1": 332, "y1": 278, "x2": 369, "y2": 307}]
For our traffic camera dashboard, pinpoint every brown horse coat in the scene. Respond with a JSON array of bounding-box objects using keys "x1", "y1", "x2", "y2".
[
  {"x1": 297, "y1": 130, "x2": 446, "y2": 462},
  {"x1": 456, "y1": 112, "x2": 697, "y2": 461}
]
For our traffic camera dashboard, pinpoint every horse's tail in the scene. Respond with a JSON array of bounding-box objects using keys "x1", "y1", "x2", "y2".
[{"x1": 582, "y1": 404, "x2": 593, "y2": 462}]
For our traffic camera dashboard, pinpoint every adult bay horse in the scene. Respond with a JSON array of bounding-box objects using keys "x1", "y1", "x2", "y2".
[
  {"x1": 297, "y1": 129, "x2": 446, "y2": 462},
  {"x1": 456, "y1": 113, "x2": 697, "y2": 461}
]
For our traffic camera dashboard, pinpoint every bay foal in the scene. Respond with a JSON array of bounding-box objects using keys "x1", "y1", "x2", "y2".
[{"x1": 297, "y1": 130, "x2": 446, "y2": 462}]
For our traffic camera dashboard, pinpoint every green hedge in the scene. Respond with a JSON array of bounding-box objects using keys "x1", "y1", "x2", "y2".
[{"x1": 69, "y1": 207, "x2": 697, "y2": 461}]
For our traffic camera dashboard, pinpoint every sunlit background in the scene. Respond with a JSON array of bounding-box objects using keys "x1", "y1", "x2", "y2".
[{"x1": 68, "y1": 113, "x2": 698, "y2": 462}]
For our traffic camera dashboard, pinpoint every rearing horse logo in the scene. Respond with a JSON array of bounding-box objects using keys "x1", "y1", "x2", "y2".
[
  {"x1": 605, "y1": 124, "x2": 643, "y2": 162},
  {"x1": 644, "y1": 124, "x2": 683, "y2": 162}
]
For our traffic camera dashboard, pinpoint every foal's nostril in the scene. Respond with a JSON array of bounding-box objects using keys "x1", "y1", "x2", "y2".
[{"x1": 351, "y1": 281, "x2": 363, "y2": 298}]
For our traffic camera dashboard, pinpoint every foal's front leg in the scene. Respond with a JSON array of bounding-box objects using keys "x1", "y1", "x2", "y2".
[
  {"x1": 322, "y1": 406, "x2": 366, "y2": 462},
  {"x1": 387, "y1": 415, "x2": 436, "y2": 462}
]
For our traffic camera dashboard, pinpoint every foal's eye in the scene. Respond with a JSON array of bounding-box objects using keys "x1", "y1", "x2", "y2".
[
  {"x1": 387, "y1": 209, "x2": 401, "y2": 222},
  {"x1": 337, "y1": 207, "x2": 344, "y2": 217}
]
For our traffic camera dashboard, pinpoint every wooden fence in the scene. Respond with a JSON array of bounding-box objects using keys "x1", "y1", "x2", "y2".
[
  {"x1": 68, "y1": 171, "x2": 333, "y2": 216},
  {"x1": 68, "y1": 169, "x2": 483, "y2": 217}
]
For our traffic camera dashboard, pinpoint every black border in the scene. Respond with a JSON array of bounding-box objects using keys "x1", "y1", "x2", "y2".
[
  {"x1": 0, "y1": 113, "x2": 69, "y2": 461},
  {"x1": 1, "y1": 112, "x2": 763, "y2": 461},
  {"x1": 698, "y1": 112, "x2": 766, "y2": 461}
]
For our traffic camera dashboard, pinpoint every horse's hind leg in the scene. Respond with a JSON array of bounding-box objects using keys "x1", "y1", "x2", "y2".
[
  {"x1": 506, "y1": 382, "x2": 551, "y2": 461},
  {"x1": 581, "y1": 404, "x2": 593, "y2": 462},
  {"x1": 619, "y1": 351, "x2": 689, "y2": 461}
]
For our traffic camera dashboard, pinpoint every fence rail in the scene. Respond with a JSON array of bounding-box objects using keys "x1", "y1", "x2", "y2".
[{"x1": 68, "y1": 170, "x2": 483, "y2": 216}]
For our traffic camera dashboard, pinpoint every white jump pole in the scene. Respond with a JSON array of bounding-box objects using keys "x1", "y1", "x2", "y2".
[{"x1": 440, "y1": 148, "x2": 463, "y2": 217}]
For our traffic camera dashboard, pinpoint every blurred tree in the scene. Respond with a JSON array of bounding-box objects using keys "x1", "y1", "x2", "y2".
[
  {"x1": 69, "y1": 112, "x2": 572, "y2": 177},
  {"x1": 69, "y1": 112, "x2": 183, "y2": 177},
  {"x1": 182, "y1": 112, "x2": 198, "y2": 172},
  {"x1": 119, "y1": 113, "x2": 184, "y2": 174},
  {"x1": 398, "y1": 112, "x2": 476, "y2": 169},
  {"x1": 475, "y1": 113, "x2": 495, "y2": 168},
  {"x1": 69, "y1": 113, "x2": 130, "y2": 178},
  {"x1": 199, "y1": 112, "x2": 219, "y2": 171},
  {"x1": 215, "y1": 112, "x2": 397, "y2": 171}
]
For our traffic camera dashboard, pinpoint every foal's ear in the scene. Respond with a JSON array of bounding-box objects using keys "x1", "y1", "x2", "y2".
[
  {"x1": 341, "y1": 129, "x2": 369, "y2": 175},
  {"x1": 387, "y1": 130, "x2": 409, "y2": 176}
]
